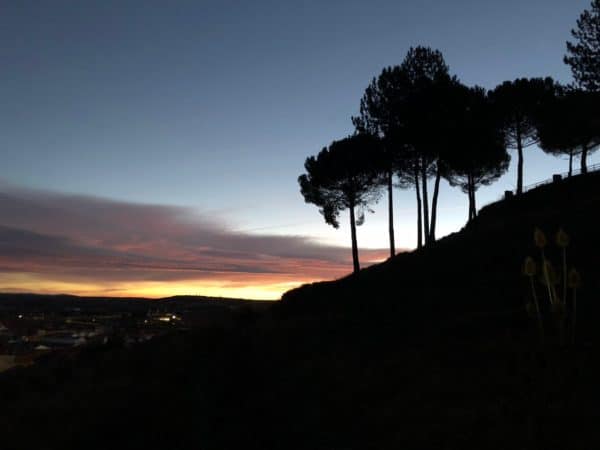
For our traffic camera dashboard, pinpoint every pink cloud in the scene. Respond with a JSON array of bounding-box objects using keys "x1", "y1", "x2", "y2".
[{"x1": 0, "y1": 184, "x2": 391, "y2": 297}]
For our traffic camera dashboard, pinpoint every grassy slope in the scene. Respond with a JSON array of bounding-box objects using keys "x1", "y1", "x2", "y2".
[{"x1": 1, "y1": 174, "x2": 600, "y2": 450}]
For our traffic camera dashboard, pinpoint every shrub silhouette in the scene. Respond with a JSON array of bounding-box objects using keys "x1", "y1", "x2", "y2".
[{"x1": 524, "y1": 228, "x2": 582, "y2": 345}]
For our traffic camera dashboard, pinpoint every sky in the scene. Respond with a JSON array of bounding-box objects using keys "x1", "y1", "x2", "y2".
[{"x1": 0, "y1": 0, "x2": 597, "y2": 299}]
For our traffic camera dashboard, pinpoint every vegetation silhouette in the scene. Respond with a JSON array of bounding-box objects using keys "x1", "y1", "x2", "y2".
[
  {"x1": 3, "y1": 170, "x2": 600, "y2": 450},
  {"x1": 353, "y1": 46, "x2": 451, "y2": 251},
  {"x1": 523, "y1": 228, "x2": 582, "y2": 346},
  {"x1": 300, "y1": 1, "x2": 600, "y2": 272},
  {"x1": 565, "y1": 0, "x2": 600, "y2": 91},
  {"x1": 284, "y1": 171, "x2": 600, "y2": 323},
  {"x1": 537, "y1": 88, "x2": 600, "y2": 173},
  {"x1": 489, "y1": 78, "x2": 558, "y2": 195},
  {"x1": 4, "y1": 3, "x2": 600, "y2": 450},
  {"x1": 536, "y1": 87, "x2": 580, "y2": 175},
  {"x1": 443, "y1": 85, "x2": 510, "y2": 221},
  {"x1": 298, "y1": 134, "x2": 381, "y2": 274}
]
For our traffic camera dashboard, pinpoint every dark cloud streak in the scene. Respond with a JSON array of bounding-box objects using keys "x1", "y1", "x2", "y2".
[{"x1": 0, "y1": 185, "x2": 390, "y2": 286}]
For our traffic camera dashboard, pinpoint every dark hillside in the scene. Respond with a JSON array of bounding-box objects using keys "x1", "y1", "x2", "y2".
[
  {"x1": 1, "y1": 173, "x2": 600, "y2": 450},
  {"x1": 280, "y1": 171, "x2": 600, "y2": 329}
]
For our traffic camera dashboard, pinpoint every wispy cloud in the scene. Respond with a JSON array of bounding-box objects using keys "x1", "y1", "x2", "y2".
[{"x1": 0, "y1": 185, "x2": 389, "y2": 298}]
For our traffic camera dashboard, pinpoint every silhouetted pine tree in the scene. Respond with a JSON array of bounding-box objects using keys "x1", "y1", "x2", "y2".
[
  {"x1": 354, "y1": 46, "x2": 450, "y2": 249},
  {"x1": 353, "y1": 67, "x2": 411, "y2": 255},
  {"x1": 401, "y1": 74, "x2": 462, "y2": 242},
  {"x1": 298, "y1": 135, "x2": 382, "y2": 274},
  {"x1": 565, "y1": 0, "x2": 600, "y2": 91},
  {"x1": 489, "y1": 78, "x2": 557, "y2": 194},
  {"x1": 537, "y1": 88, "x2": 580, "y2": 176},
  {"x1": 538, "y1": 89, "x2": 600, "y2": 173},
  {"x1": 400, "y1": 47, "x2": 450, "y2": 245},
  {"x1": 444, "y1": 87, "x2": 510, "y2": 220}
]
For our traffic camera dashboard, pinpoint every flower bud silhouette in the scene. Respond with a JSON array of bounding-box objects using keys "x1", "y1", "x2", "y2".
[
  {"x1": 534, "y1": 228, "x2": 547, "y2": 248},
  {"x1": 568, "y1": 268, "x2": 582, "y2": 289},
  {"x1": 523, "y1": 257, "x2": 537, "y2": 276},
  {"x1": 556, "y1": 228, "x2": 570, "y2": 248},
  {"x1": 540, "y1": 260, "x2": 558, "y2": 286}
]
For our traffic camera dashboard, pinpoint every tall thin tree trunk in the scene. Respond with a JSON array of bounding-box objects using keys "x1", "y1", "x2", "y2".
[
  {"x1": 516, "y1": 125, "x2": 524, "y2": 195},
  {"x1": 581, "y1": 144, "x2": 588, "y2": 174},
  {"x1": 467, "y1": 181, "x2": 472, "y2": 221},
  {"x1": 569, "y1": 149, "x2": 573, "y2": 177},
  {"x1": 472, "y1": 184, "x2": 477, "y2": 219},
  {"x1": 467, "y1": 174, "x2": 475, "y2": 221},
  {"x1": 349, "y1": 203, "x2": 360, "y2": 274},
  {"x1": 421, "y1": 159, "x2": 430, "y2": 245},
  {"x1": 387, "y1": 170, "x2": 395, "y2": 258},
  {"x1": 470, "y1": 190, "x2": 475, "y2": 220},
  {"x1": 429, "y1": 165, "x2": 441, "y2": 243},
  {"x1": 414, "y1": 168, "x2": 423, "y2": 249}
]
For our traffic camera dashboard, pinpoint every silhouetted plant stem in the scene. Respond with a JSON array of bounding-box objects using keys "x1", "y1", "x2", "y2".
[
  {"x1": 568, "y1": 268, "x2": 582, "y2": 344},
  {"x1": 530, "y1": 277, "x2": 545, "y2": 344},
  {"x1": 387, "y1": 170, "x2": 395, "y2": 257},
  {"x1": 430, "y1": 165, "x2": 441, "y2": 242},
  {"x1": 552, "y1": 285, "x2": 566, "y2": 346},
  {"x1": 540, "y1": 250, "x2": 554, "y2": 306}
]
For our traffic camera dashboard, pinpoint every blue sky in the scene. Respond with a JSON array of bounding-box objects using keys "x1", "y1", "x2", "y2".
[{"x1": 0, "y1": 0, "x2": 596, "y2": 297}]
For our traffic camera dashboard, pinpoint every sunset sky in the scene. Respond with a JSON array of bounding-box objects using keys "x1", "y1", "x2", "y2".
[{"x1": 1, "y1": 0, "x2": 597, "y2": 299}]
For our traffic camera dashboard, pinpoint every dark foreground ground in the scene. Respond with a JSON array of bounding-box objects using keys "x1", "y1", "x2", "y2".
[
  {"x1": 1, "y1": 310, "x2": 599, "y2": 450},
  {"x1": 2, "y1": 173, "x2": 600, "y2": 449}
]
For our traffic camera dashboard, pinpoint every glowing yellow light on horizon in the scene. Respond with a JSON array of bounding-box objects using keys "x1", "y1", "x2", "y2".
[{"x1": 0, "y1": 272, "x2": 315, "y2": 301}]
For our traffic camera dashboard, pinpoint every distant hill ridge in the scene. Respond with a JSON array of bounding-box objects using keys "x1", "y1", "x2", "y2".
[{"x1": 0, "y1": 293, "x2": 265, "y2": 312}]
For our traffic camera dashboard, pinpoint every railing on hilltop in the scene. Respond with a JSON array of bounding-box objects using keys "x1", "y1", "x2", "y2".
[
  {"x1": 480, "y1": 163, "x2": 600, "y2": 211},
  {"x1": 520, "y1": 162, "x2": 600, "y2": 194}
]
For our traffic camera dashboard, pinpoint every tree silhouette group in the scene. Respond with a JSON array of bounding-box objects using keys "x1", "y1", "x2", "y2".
[{"x1": 299, "y1": 1, "x2": 600, "y2": 274}]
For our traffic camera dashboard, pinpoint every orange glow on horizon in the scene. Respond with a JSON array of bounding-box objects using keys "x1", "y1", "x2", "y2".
[
  {"x1": 0, "y1": 182, "x2": 399, "y2": 301},
  {"x1": 0, "y1": 249, "x2": 395, "y2": 300},
  {"x1": 0, "y1": 272, "x2": 333, "y2": 301}
]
